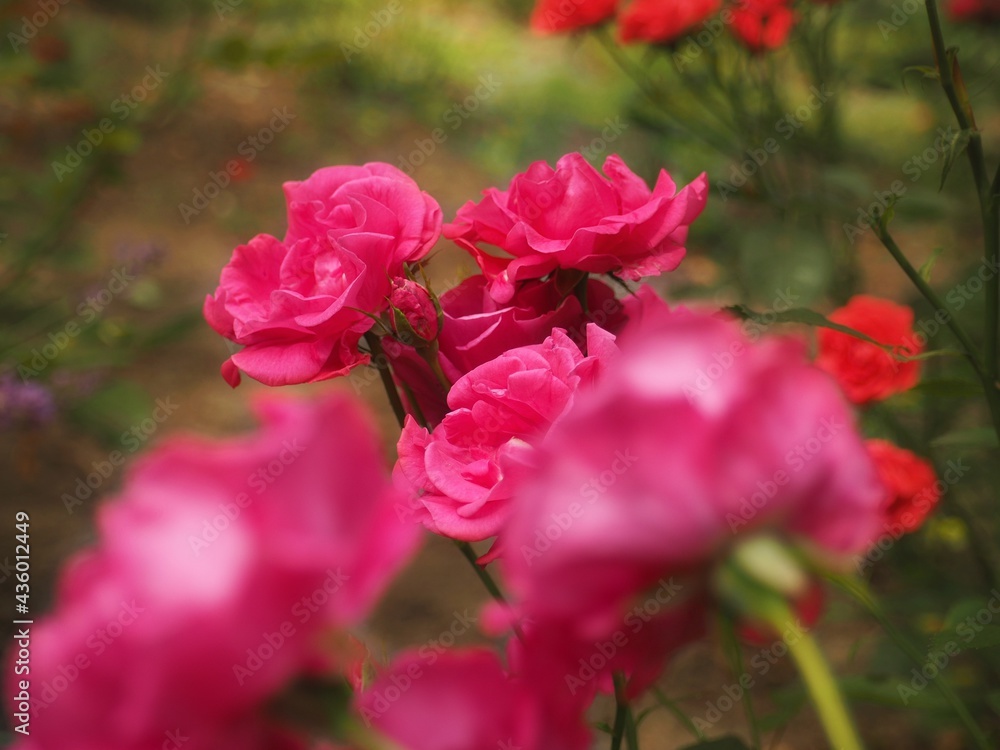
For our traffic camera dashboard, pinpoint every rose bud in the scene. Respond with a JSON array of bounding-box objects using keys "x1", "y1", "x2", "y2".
[{"x1": 388, "y1": 278, "x2": 442, "y2": 346}]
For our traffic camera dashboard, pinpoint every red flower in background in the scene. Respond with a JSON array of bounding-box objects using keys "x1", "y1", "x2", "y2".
[
  {"x1": 619, "y1": 0, "x2": 722, "y2": 44},
  {"x1": 531, "y1": 0, "x2": 618, "y2": 33},
  {"x1": 815, "y1": 295, "x2": 923, "y2": 405},
  {"x1": 730, "y1": 0, "x2": 797, "y2": 52},
  {"x1": 229, "y1": 156, "x2": 256, "y2": 183},
  {"x1": 948, "y1": 0, "x2": 1000, "y2": 20},
  {"x1": 868, "y1": 439, "x2": 941, "y2": 533}
]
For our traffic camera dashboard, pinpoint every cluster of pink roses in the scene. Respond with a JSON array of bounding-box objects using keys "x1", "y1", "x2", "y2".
[{"x1": 9, "y1": 152, "x2": 943, "y2": 749}]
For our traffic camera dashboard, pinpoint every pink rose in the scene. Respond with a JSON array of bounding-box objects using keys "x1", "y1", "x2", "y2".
[
  {"x1": 444, "y1": 153, "x2": 708, "y2": 302},
  {"x1": 205, "y1": 163, "x2": 442, "y2": 387},
  {"x1": 205, "y1": 234, "x2": 374, "y2": 386},
  {"x1": 355, "y1": 648, "x2": 591, "y2": 750},
  {"x1": 384, "y1": 275, "x2": 627, "y2": 424},
  {"x1": 10, "y1": 393, "x2": 420, "y2": 750},
  {"x1": 394, "y1": 326, "x2": 618, "y2": 545},
  {"x1": 283, "y1": 162, "x2": 441, "y2": 260},
  {"x1": 499, "y1": 308, "x2": 883, "y2": 692}
]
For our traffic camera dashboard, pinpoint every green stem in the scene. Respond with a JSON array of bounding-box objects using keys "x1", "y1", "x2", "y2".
[
  {"x1": 364, "y1": 332, "x2": 408, "y2": 428},
  {"x1": 759, "y1": 600, "x2": 863, "y2": 750},
  {"x1": 625, "y1": 705, "x2": 640, "y2": 749},
  {"x1": 925, "y1": 0, "x2": 998, "y2": 381},
  {"x1": 453, "y1": 540, "x2": 524, "y2": 641},
  {"x1": 418, "y1": 343, "x2": 452, "y2": 396},
  {"x1": 873, "y1": 226, "x2": 1000, "y2": 443},
  {"x1": 720, "y1": 616, "x2": 762, "y2": 750},
  {"x1": 611, "y1": 673, "x2": 632, "y2": 750},
  {"x1": 831, "y1": 575, "x2": 992, "y2": 750},
  {"x1": 398, "y1": 380, "x2": 428, "y2": 429}
]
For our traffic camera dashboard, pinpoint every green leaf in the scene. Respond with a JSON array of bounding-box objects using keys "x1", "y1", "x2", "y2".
[
  {"x1": 919, "y1": 247, "x2": 945, "y2": 282},
  {"x1": 931, "y1": 625, "x2": 1000, "y2": 652},
  {"x1": 931, "y1": 427, "x2": 999, "y2": 449},
  {"x1": 926, "y1": 598, "x2": 1000, "y2": 651},
  {"x1": 876, "y1": 194, "x2": 899, "y2": 233},
  {"x1": 940, "y1": 128, "x2": 972, "y2": 190},
  {"x1": 901, "y1": 65, "x2": 940, "y2": 93},
  {"x1": 900, "y1": 348, "x2": 964, "y2": 362},
  {"x1": 724, "y1": 305, "x2": 890, "y2": 349},
  {"x1": 943, "y1": 599, "x2": 992, "y2": 629},
  {"x1": 679, "y1": 738, "x2": 750, "y2": 750}
]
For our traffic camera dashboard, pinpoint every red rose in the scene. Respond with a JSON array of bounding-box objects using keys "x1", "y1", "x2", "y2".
[
  {"x1": 730, "y1": 0, "x2": 797, "y2": 52},
  {"x1": 867, "y1": 439, "x2": 940, "y2": 533},
  {"x1": 815, "y1": 295, "x2": 923, "y2": 405},
  {"x1": 948, "y1": 0, "x2": 1000, "y2": 20},
  {"x1": 531, "y1": 0, "x2": 618, "y2": 33},
  {"x1": 619, "y1": 0, "x2": 722, "y2": 44}
]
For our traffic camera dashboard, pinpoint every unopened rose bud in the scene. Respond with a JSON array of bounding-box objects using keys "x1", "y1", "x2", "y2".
[{"x1": 388, "y1": 278, "x2": 441, "y2": 345}]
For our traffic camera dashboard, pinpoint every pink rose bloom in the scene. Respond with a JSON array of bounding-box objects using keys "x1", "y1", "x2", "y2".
[
  {"x1": 394, "y1": 326, "x2": 618, "y2": 545},
  {"x1": 445, "y1": 153, "x2": 708, "y2": 302},
  {"x1": 9, "y1": 393, "x2": 420, "y2": 750},
  {"x1": 283, "y1": 163, "x2": 441, "y2": 257},
  {"x1": 384, "y1": 275, "x2": 627, "y2": 424},
  {"x1": 355, "y1": 648, "x2": 591, "y2": 750},
  {"x1": 499, "y1": 308, "x2": 883, "y2": 693},
  {"x1": 205, "y1": 163, "x2": 441, "y2": 387}
]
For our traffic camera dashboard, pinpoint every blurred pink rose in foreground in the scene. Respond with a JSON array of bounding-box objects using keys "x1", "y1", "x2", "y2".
[
  {"x1": 445, "y1": 153, "x2": 708, "y2": 302},
  {"x1": 9, "y1": 393, "x2": 419, "y2": 750},
  {"x1": 499, "y1": 307, "x2": 883, "y2": 694},
  {"x1": 355, "y1": 648, "x2": 591, "y2": 750},
  {"x1": 205, "y1": 163, "x2": 441, "y2": 387}
]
